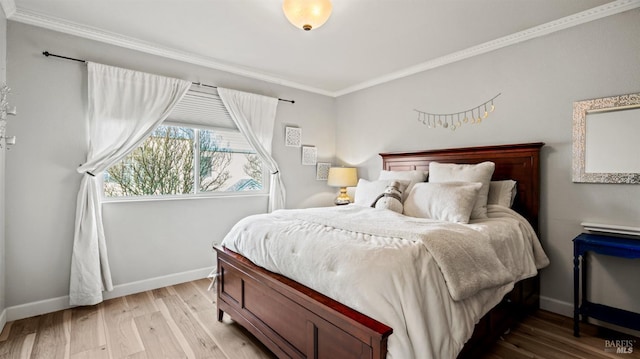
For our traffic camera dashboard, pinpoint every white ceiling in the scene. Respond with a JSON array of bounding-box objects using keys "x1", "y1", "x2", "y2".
[{"x1": 3, "y1": 0, "x2": 637, "y2": 96}]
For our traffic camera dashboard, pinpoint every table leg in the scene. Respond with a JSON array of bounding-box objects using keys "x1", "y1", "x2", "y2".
[
  {"x1": 581, "y1": 253, "x2": 588, "y2": 324},
  {"x1": 574, "y1": 250, "x2": 580, "y2": 337}
]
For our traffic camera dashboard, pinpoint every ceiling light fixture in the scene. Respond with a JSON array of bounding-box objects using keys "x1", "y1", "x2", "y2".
[{"x1": 282, "y1": 0, "x2": 332, "y2": 31}]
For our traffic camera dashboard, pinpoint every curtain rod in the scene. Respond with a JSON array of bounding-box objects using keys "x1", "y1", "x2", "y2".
[{"x1": 42, "y1": 51, "x2": 295, "y2": 104}]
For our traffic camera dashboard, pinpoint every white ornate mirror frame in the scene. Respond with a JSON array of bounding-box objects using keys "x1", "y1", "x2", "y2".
[{"x1": 573, "y1": 92, "x2": 640, "y2": 183}]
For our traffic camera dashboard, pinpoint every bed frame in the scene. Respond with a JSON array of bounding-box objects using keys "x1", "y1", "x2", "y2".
[{"x1": 215, "y1": 142, "x2": 544, "y2": 359}]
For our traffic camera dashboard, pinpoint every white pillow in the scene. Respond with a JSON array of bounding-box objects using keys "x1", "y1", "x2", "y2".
[
  {"x1": 403, "y1": 182, "x2": 482, "y2": 223},
  {"x1": 488, "y1": 180, "x2": 517, "y2": 207},
  {"x1": 428, "y1": 161, "x2": 495, "y2": 219},
  {"x1": 353, "y1": 179, "x2": 409, "y2": 207},
  {"x1": 378, "y1": 170, "x2": 428, "y2": 201}
]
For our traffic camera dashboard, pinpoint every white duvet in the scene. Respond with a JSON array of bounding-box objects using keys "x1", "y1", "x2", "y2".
[{"x1": 221, "y1": 204, "x2": 549, "y2": 359}]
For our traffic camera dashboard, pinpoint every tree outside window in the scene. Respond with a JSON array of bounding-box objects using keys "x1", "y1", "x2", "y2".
[{"x1": 104, "y1": 125, "x2": 263, "y2": 197}]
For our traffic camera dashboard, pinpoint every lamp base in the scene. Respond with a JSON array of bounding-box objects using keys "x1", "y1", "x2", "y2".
[{"x1": 334, "y1": 187, "x2": 351, "y2": 206}]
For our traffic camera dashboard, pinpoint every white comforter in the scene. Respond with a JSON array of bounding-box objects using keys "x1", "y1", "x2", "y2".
[{"x1": 221, "y1": 205, "x2": 549, "y2": 359}]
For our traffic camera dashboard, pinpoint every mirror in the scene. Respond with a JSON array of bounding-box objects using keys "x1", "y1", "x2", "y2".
[{"x1": 572, "y1": 92, "x2": 640, "y2": 183}]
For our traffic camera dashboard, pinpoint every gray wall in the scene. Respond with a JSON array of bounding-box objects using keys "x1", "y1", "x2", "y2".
[
  {"x1": 5, "y1": 22, "x2": 336, "y2": 308},
  {"x1": 336, "y1": 9, "x2": 640, "y2": 324},
  {"x1": 0, "y1": 6, "x2": 7, "y2": 326}
]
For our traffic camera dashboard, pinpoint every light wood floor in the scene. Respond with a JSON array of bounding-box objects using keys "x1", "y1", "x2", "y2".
[
  {"x1": 481, "y1": 310, "x2": 640, "y2": 359},
  {"x1": 1, "y1": 279, "x2": 638, "y2": 359},
  {"x1": 0, "y1": 279, "x2": 276, "y2": 359}
]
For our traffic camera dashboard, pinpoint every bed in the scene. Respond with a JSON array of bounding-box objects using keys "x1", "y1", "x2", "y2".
[{"x1": 214, "y1": 142, "x2": 546, "y2": 359}]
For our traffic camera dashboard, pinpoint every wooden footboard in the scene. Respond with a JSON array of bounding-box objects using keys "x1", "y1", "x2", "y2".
[
  {"x1": 216, "y1": 246, "x2": 538, "y2": 359},
  {"x1": 215, "y1": 246, "x2": 393, "y2": 359}
]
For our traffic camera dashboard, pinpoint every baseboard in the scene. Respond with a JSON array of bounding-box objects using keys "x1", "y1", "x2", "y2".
[
  {"x1": 102, "y1": 266, "x2": 215, "y2": 301},
  {"x1": 0, "y1": 308, "x2": 7, "y2": 334},
  {"x1": 5, "y1": 266, "x2": 214, "y2": 322},
  {"x1": 540, "y1": 295, "x2": 573, "y2": 317}
]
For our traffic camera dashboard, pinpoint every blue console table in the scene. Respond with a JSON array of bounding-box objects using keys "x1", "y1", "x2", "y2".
[{"x1": 573, "y1": 233, "x2": 640, "y2": 337}]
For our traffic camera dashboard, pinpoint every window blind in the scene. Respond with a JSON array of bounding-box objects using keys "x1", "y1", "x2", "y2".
[
  {"x1": 167, "y1": 90, "x2": 237, "y2": 130},
  {"x1": 166, "y1": 90, "x2": 255, "y2": 153}
]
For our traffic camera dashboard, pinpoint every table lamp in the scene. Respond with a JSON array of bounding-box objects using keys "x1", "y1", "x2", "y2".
[{"x1": 327, "y1": 167, "x2": 358, "y2": 205}]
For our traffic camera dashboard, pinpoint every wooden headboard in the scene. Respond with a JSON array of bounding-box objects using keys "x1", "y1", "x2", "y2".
[{"x1": 380, "y1": 142, "x2": 544, "y2": 232}]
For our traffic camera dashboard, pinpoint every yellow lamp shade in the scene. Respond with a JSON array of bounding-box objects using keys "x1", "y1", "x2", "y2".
[
  {"x1": 283, "y1": 0, "x2": 333, "y2": 31},
  {"x1": 327, "y1": 167, "x2": 358, "y2": 187}
]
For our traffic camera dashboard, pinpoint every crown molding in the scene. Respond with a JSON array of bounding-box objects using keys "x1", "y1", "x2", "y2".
[
  {"x1": 0, "y1": 0, "x2": 16, "y2": 18},
  {"x1": 7, "y1": 8, "x2": 335, "y2": 97},
  {"x1": 5, "y1": 0, "x2": 640, "y2": 98},
  {"x1": 334, "y1": 0, "x2": 640, "y2": 97}
]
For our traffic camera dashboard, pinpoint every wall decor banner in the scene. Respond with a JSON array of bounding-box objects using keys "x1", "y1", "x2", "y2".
[{"x1": 414, "y1": 93, "x2": 501, "y2": 131}]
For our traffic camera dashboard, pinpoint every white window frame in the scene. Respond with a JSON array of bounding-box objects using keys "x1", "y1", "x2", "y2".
[{"x1": 101, "y1": 90, "x2": 268, "y2": 202}]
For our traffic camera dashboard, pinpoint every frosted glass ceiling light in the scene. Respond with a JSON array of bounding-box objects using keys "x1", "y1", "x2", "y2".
[{"x1": 283, "y1": 0, "x2": 333, "y2": 31}]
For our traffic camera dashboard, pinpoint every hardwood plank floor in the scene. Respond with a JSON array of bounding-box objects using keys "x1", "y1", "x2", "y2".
[
  {"x1": 0, "y1": 279, "x2": 275, "y2": 359},
  {"x1": 480, "y1": 310, "x2": 640, "y2": 359},
  {"x1": 1, "y1": 279, "x2": 638, "y2": 359}
]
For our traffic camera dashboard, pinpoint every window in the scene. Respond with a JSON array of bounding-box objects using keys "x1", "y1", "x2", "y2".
[{"x1": 103, "y1": 91, "x2": 265, "y2": 198}]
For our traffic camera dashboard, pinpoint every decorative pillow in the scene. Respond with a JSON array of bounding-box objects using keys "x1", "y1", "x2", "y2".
[
  {"x1": 378, "y1": 170, "x2": 428, "y2": 201},
  {"x1": 428, "y1": 161, "x2": 495, "y2": 219},
  {"x1": 488, "y1": 180, "x2": 517, "y2": 207},
  {"x1": 354, "y1": 179, "x2": 409, "y2": 207},
  {"x1": 403, "y1": 182, "x2": 482, "y2": 223}
]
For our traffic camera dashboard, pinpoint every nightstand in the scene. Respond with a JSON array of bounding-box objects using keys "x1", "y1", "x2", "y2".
[{"x1": 573, "y1": 233, "x2": 640, "y2": 337}]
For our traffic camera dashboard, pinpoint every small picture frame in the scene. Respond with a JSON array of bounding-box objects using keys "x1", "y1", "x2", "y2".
[
  {"x1": 316, "y1": 162, "x2": 332, "y2": 180},
  {"x1": 301, "y1": 146, "x2": 317, "y2": 166},
  {"x1": 285, "y1": 126, "x2": 302, "y2": 147}
]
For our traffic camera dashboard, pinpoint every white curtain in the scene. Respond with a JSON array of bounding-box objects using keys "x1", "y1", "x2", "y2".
[
  {"x1": 70, "y1": 62, "x2": 191, "y2": 305},
  {"x1": 217, "y1": 88, "x2": 284, "y2": 212}
]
